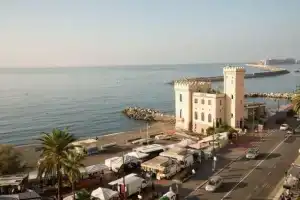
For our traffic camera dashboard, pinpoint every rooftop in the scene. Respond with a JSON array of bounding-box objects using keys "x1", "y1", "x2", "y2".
[
  {"x1": 0, "y1": 174, "x2": 28, "y2": 187},
  {"x1": 134, "y1": 144, "x2": 165, "y2": 153},
  {"x1": 142, "y1": 156, "x2": 170, "y2": 167}
]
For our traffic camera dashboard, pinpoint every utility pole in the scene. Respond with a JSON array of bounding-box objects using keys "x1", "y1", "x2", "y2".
[
  {"x1": 146, "y1": 122, "x2": 149, "y2": 145},
  {"x1": 212, "y1": 121, "x2": 216, "y2": 172},
  {"x1": 252, "y1": 108, "x2": 255, "y2": 131},
  {"x1": 122, "y1": 151, "x2": 127, "y2": 200}
]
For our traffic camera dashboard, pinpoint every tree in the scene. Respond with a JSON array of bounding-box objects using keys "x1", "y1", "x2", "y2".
[
  {"x1": 63, "y1": 153, "x2": 85, "y2": 200},
  {"x1": 38, "y1": 128, "x2": 77, "y2": 200},
  {"x1": 76, "y1": 189, "x2": 91, "y2": 200},
  {"x1": 206, "y1": 127, "x2": 215, "y2": 135},
  {"x1": 0, "y1": 144, "x2": 22, "y2": 175},
  {"x1": 292, "y1": 93, "x2": 300, "y2": 115}
]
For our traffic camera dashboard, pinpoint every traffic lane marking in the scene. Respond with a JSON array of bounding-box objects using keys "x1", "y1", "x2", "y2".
[{"x1": 220, "y1": 136, "x2": 287, "y2": 200}]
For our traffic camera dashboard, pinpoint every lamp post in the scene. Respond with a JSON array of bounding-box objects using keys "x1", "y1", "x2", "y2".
[
  {"x1": 212, "y1": 121, "x2": 217, "y2": 172},
  {"x1": 122, "y1": 152, "x2": 127, "y2": 200}
]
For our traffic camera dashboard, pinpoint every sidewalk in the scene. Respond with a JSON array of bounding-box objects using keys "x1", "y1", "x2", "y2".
[{"x1": 268, "y1": 154, "x2": 300, "y2": 199}]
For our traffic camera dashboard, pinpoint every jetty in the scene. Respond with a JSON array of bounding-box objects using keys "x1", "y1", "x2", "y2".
[
  {"x1": 245, "y1": 92, "x2": 295, "y2": 99},
  {"x1": 168, "y1": 65, "x2": 290, "y2": 85},
  {"x1": 122, "y1": 107, "x2": 175, "y2": 123}
]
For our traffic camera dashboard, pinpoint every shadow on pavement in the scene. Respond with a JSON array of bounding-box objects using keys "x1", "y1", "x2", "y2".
[
  {"x1": 216, "y1": 181, "x2": 248, "y2": 193},
  {"x1": 257, "y1": 152, "x2": 281, "y2": 160},
  {"x1": 284, "y1": 136, "x2": 296, "y2": 143},
  {"x1": 220, "y1": 173, "x2": 243, "y2": 179}
]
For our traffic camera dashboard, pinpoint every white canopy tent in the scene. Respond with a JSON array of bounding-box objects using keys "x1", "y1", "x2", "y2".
[
  {"x1": 176, "y1": 139, "x2": 196, "y2": 148},
  {"x1": 125, "y1": 151, "x2": 149, "y2": 159},
  {"x1": 85, "y1": 164, "x2": 108, "y2": 174},
  {"x1": 91, "y1": 187, "x2": 118, "y2": 200},
  {"x1": 0, "y1": 190, "x2": 41, "y2": 200},
  {"x1": 63, "y1": 194, "x2": 74, "y2": 200}
]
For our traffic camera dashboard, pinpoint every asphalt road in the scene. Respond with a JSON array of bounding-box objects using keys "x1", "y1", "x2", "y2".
[{"x1": 189, "y1": 118, "x2": 300, "y2": 200}]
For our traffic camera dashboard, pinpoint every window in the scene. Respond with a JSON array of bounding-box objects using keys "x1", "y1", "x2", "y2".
[
  {"x1": 231, "y1": 113, "x2": 233, "y2": 118},
  {"x1": 179, "y1": 94, "x2": 182, "y2": 102},
  {"x1": 208, "y1": 100, "x2": 211, "y2": 105},
  {"x1": 201, "y1": 128, "x2": 204, "y2": 133},
  {"x1": 220, "y1": 100, "x2": 222, "y2": 105},
  {"x1": 201, "y1": 99, "x2": 205, "y2": 104},
  {"x1": 219, "y1": 118, "x2": 222, "y2": 124},
  {"x1": 231, "y1": 95, "x2": 234, "y2": 99},
  {"x1": 194, "y1": 112, "x2": 198, "y2": 120},
  {"x1": 201, "y1": 112, "x2": 205, "y2": 121},
  {"x1": 180, "y1": 109, "x2": 182, "y2": 118},
  {"x1": 194, "y1": 98, "x2": 198, "y2": 103},
  {"x1": 208, "y1": 114, "x2": 212, "y2": 122}
]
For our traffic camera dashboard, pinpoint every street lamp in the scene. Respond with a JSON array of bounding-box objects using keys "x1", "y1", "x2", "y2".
[{"x1": 212, "y1": 121, "x2": 217, "y2": 172}]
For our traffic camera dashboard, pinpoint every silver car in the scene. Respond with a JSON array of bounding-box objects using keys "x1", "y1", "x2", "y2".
[
  {"x1": 205, "y1": 176, "x2": 223, "y2": 192},
  {"x1": 246, "y1": 148, "x2": 259, "y2": 159}
]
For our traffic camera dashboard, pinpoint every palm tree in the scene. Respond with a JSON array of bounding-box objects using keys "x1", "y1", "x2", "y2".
[
  {"x1": 292, "y1": 93, "x2": 300, "y2": 115},
  {"x1": 63, "y1": 152, "x2": 85, "y2": 200},
  {"x1": 38, "y1": 128, "x2": 77, "y2": 200}
]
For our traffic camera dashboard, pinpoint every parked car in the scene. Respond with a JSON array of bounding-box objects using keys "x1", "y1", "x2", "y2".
[
  {"x1": 280, "y1": 124, "x2": 289, "y2": 131},
  {"x1": 286, "y1": 129, "x2": 294, "y2": 134},
  {"x1": 246, "y1": 148, "x2": 259, "y2": 159},
  {"x1": 205, "y1": 176, "x2": 223, "y2": 192}
]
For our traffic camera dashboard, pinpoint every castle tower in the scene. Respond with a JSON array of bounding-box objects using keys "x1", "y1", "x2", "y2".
[
  {"x1": 174, "y1": 80, "x2": 211, "y2": 131},
  {"x1": 223, "y1": 66, "x2": 245, "y2": 129}
]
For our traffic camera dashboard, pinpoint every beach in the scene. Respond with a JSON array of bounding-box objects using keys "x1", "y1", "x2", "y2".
[{"x1": 16, "y1": 121, "x2": 175, "y2": 170}]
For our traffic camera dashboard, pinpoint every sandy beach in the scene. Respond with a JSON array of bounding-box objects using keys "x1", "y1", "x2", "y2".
[{"x1": 16, "y1": 121, "x2": 175, "y2": 170}]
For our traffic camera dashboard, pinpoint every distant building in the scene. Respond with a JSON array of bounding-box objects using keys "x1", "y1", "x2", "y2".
[
  {"x1": 174, "y1": 66, "x2": 245, "y2": 134},
  {"x1": 264, "y1": 58, "x2": 296, "y2": 65}
]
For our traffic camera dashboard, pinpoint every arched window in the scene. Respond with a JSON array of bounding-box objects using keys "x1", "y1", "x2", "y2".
[
  {"x1": 208, "y1": 114, "x2": 212, "y2": 122},
  {"x1": 194, "y1": 112, "x2": 198, "y2": 120},
  {"x1": 201, "y1": 112, "x2": 205, "y2": 121}
]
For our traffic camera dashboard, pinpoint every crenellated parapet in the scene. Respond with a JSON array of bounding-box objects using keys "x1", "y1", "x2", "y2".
[
  {"x1": 223, "y1": 66, "x2": 246, "y2": 73},
  {"x1": 174, "y1": 80, "x2": 211, "y2": 91}
]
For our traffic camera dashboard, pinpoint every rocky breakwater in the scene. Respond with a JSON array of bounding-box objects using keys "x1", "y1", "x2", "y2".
[
  {"x1": 245, "y1": 92, "x2": 295, "y2": 99},
  {"x1": 122, "y1": 107, "x2": 175, "y2": 123}
]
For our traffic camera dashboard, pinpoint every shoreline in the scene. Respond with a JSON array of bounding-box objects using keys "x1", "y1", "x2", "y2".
[{"x1": 15, "y1": 121, "x2": 175, "y2": 169}]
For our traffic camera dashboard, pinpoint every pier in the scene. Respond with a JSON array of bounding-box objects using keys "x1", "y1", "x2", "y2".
[
  {"x1": 168, "y1": 66, "x2": 290, "y2": 85},
  {"x1": 245, "y1": 92, "x2": 295, "y2": 99}
]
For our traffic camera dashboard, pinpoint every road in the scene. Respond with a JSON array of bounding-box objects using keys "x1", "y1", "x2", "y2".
[{"x1": 187, "y1": 118, "x2": 300, "y2": 200}]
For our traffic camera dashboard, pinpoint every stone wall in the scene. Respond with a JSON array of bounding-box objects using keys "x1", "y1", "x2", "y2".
[{"x1": 122, "y1": 107, "x2": 175, "y2": 123}]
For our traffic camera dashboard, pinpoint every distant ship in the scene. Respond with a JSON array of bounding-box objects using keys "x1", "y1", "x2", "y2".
[{"x1": 261, "y1": 58, "x2": 298, "y2": 65}]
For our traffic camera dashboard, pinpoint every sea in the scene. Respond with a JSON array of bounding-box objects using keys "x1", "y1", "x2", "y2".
[{"x1": 0, "y1": 63, "x2": 299, "y2": 145}]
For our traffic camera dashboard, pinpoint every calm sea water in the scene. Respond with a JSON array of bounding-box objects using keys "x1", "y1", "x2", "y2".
[{"x1": 0, "y1": 63, "x2": 299, "y2": 145}]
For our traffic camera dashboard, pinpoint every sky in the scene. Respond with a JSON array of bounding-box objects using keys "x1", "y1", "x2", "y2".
[{"x1": 1, "y1": 0, "x2": 300, "y2": 67}]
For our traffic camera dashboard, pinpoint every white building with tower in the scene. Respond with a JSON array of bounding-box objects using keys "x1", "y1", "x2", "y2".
[{"x1": 174, "y1": 66, "x2": 245, "y2": 134}]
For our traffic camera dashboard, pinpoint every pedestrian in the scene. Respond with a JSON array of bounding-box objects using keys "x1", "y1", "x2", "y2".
[{"x1": 285, "y1": 171, "x2": 288, "y2": 177}]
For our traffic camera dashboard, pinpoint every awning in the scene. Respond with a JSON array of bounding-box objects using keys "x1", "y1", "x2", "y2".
[
  {"x1": 126, "y1": 151, "x2": 149, "y2": 159},
  {"x1": 91, "y1": 187, "x2": 118, "y2": 200},
  {"x1": 85, "y1": 164, "x2": 108, "y2": 174}
]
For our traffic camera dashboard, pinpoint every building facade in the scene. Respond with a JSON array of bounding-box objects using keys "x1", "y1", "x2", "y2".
[{"x1": 174, "y1": 66, "x2": 245, "y2": 134}]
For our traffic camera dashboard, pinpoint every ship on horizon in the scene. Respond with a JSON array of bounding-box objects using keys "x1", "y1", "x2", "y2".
[{"x1": 259, "y1": 58, "x2": 300, "y2": 65}]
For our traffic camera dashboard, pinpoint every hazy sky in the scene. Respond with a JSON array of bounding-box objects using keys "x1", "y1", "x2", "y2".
[{"x1": 1, "y1": 0, "x2": 300, "y2": 67}]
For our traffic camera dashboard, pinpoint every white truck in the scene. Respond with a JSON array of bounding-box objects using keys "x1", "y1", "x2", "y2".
[
  {"x1": 108, "y1": 173, "x2": 149, "y2": 197},
  {"x1": 105, "y1": 156, "x2": 140, "y2": 172}
]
